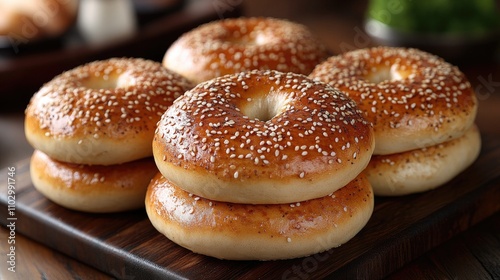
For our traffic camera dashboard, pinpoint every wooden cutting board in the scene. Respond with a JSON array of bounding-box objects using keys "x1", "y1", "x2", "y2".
[{"x1": 1, "y1": 128, "x2": 499, "y2": 279}]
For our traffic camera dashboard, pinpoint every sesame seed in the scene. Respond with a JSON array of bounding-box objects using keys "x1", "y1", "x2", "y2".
[{"x1": 153, "y1": 69, "x2": 375, "y2": 184}]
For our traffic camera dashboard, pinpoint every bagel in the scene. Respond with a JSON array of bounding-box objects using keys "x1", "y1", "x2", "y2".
[
  {"x1": 145, "y1": 172, "x2": 374, "y2": 260},
  {"x1": 0, "y1": 0, "x2": 78, "y2": 43},
  {"x1": 153, "y1": 70, "x2": 374, "y2": 204},
  {"x1": 163, "y1": 17, "x2": 329, "y2": 84},
  {"x1": 310, "y1": 47, "x2": 478, "y2": 155},
  {"x1": 30, "y1": 150, "x2": 158, "y2": 213},
  {"x1": 25, "y1": 58, "x2": 193, "y2": 165},
  {"x1": 365, "y1": 124, "x2": 481, "y2": 196}
]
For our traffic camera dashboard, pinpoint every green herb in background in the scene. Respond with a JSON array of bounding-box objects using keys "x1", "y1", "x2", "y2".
[{"x1": 367, "y1": 0, "x2": 500, "y2": 37}]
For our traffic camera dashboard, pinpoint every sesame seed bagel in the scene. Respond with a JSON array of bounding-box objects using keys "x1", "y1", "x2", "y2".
[
  {"x1": 310, "y1": 47, "x2": 478, "y2": 155},
  {"x1": 153, "y1": 70, "x2": 375, "y2": 204},
  {"x1": 145, "y1": 172, "x2": 374, "y2": 260},
  {"x1": 25, "y1": 58, "x2": 193, "y2": 165},
  {"x1": 365, "y1": 124, "x2": 481, "y2": 196},
  {"x1": 162, "y1": 17, "x2": 329, "y2": 85},
  {"x1": 30, "y1": 150, "x2": 158, "y2": 213}
]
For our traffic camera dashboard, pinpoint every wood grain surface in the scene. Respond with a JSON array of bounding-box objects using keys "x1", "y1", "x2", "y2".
[
  {"x1": 0, "y1": 123, "x2": 498, "y2": 279},
  {"x1": 386, "y1": 212, "x2": 500, "y2": 280},
  {"x1": 0, "y1": 225, "x2": 112, "y2": 280}
]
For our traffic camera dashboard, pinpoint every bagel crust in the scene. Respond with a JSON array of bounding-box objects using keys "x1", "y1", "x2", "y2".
[
  {"x1": 25, "y1": 58, "x2": 193, "y2": 165},
  {"x1": 145, "y1": 172, "x2": 374, "y2": 260},
  {"x1": 365, "y1": 124, "x2": 481, "y2": 196},
  {"x1": 163, "y1": 17, "x2": 329, "y2": 84},
  {"x1": 30, "y1": 150, "x2": 158, "y2": 213},
  {"x1": 153, "y1": 70, "x2": 375, "y2": 204},
  {"x1": 310, "y1": 47, "x2": 478, "y2": 155}
]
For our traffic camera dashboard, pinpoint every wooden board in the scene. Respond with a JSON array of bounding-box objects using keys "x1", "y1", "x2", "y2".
[{"x1": 1, "y1": 128, "x2": 499, "y2": 279}]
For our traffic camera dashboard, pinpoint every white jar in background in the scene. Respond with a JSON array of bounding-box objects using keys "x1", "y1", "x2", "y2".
[{"x1": 77, "y1": 0, "x2": 137, "y2": 45}]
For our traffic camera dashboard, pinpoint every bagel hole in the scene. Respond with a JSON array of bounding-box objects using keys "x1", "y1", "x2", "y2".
[
  {"x1": 82, "y1": 72, "x2": 136, "y2": 89},
  {"x1": 241, "y1": 93, "x2": 288, "y2": 122},
  {"x1": 226, "y1": 36, "x2": 254, "y2": 46},
  {"x1": 225, "y1": 33, "x2": 267, "y2": 46},
  {"x1": 367, "y1": 64, "x2": 405, "y2": 83},
  {"x1": 83, "y1": 78, "x2": 117, "y2": 89}
]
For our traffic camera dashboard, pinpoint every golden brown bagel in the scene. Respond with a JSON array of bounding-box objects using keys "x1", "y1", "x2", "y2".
[
  {"x1": 30, "y1": 150, "x2": 158, "y2": 213},
  {"x1": 0, "y1": 0, "x2": 78, "y2": 42},
  {"x1": 25, "y1": 58, "x2": 193, "y2": 165},
  {"x1": 365, "y1": 124, "x2": 481, "y2": 196},
  {"x1": 153, "y1": 70, "x2": 375, "y2": 204},
  {"x1": 310, "y1": 47, "x2": 478, "y2": 155},
  {"x1": 163, "y1": 17, "x2": 329, "y2": 84},
  {"x1": 145, "y1": 172, "x2": 374, "y2": 260}
]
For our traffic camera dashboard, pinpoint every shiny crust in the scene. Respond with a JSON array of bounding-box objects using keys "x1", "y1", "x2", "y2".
[
  {"x1": 365, "y1": 124, "x2": 481, "y2": 196},
  {"x1": 153, "y1": 70, "x2": 375, "y2": 204},
  {"x1": 25, "y1": 58, "x2": 193, "y2": 165},
  {"x1": 0, "y1": 0, "x2": 78, "y2": 40},
  {"x1": 30, "y1": 150, "x2": 158, "y2": 213},
  {"x1": 145, "y1": 172, "x2": 374, "y2": 260},
  {"x1": 163, "y1": 17, "x2": 329, "y2": 84},
  {"x1": 310, "y1": 47, "x2": 478, "y2": 155}
]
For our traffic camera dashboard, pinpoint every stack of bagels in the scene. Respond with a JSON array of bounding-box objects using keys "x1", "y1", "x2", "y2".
[
  {"x1": 25, "y1": 58, "x2": 192, "y2": 213},
  {"x1": 23, "y1": 16, "x2": 481, "y2": 261},
  {"x1": 147, "y1": 69, "x2": 376, "y2": 260},
  {"x1": 310, "y1": 47, "x2": 480, "y2": 196},
  {"x1": 146, "y1": 17, "x2": 375, "y2": 260}
]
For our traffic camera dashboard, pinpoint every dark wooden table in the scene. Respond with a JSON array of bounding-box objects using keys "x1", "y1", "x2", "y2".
[
  {"x1": 1, "y1": 0, "x2": 499, "y2": 279},
  {"x1": 1, "y1": 211, "x2": 498, "y2": 279}
]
